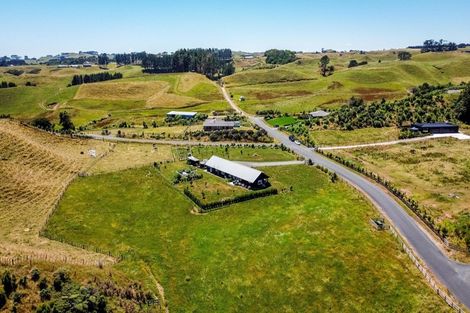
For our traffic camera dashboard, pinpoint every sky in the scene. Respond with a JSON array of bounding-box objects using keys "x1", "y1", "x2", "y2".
[{"x1": 2, "y1": 0, "x2": 469, "y2": 57}]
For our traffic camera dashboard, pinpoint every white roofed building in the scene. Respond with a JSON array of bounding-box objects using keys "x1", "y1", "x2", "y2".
[
  {"x1": 204, "y1": 156, "x2": 269, "y2": 189},
  {"x1": 309, "y1": 110, "x2": 330, "y2": 118},
  {"x1": 166, "y1": 111, "x2": 197, "y2": 119}
]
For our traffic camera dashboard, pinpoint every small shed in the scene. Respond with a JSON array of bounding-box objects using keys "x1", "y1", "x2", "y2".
[
  {"x1": 309, "y1": 110, "x2": 330, "y2": 118},
  {"x1": 411, "y1": 122, "x2": 459, "y2": 134},
  {"x1": 187, "y1": 155, "x2": 200, "y2": 166}
]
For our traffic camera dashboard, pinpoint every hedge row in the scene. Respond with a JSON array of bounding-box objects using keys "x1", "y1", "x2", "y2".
[
  {"x1": 317, "y1": 149, "x2": 467, "y2": 252},
  {"x1": 184, "y1": 187, "x2": 278, "y2": 211}
]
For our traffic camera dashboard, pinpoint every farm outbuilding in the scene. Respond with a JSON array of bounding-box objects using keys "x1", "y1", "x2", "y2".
[
  {"x1": 166, "y1": 111, "x2": 197, "y2": 119},
  {"x1": 309, "y1": 110, "x2": 330, "y2": 118},
  {"x1": 203, "y1": 119, "x2": 239, "y2": 131},
  {"x1": 204, "y1": 156, "x2": 269, "y2": 189},
  {"x1": 411, "y1": 122, "x2": 459, "y2": 134}
]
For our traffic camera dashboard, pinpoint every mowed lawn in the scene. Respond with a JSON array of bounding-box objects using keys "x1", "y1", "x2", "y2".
[{"x1": 45, "y1": 164, "x2": 449, "y2": 312}]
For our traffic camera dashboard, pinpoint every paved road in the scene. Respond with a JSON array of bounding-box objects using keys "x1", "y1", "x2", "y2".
[{"x1": 222, "y1": 86, "x2": 470, "y2": 309}]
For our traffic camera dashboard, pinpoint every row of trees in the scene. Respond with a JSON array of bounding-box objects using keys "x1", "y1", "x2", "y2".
[
  {"x1": 264, "y1": 49, "x2": 297, "y2": 64},
  {"x1": 408, "y1": 39, "x2": 458, "y2": 53},
  {"x1": 188, "y1": 128, "x2": 271, "y2": 142},
  {"x1": 0, "y1": 57, "x2": 26, "y2": 66},
  {"x1": 455, "y1": 83, "x2": 470, "y2": 123},
  {"x1": 0, "y1": 81, "x2": 16, "y2": 88},
  {"x1": 70, "y1": 72, "x2": 123, "y2": 86},
  {"x1": 141, "y1": 49, "x2": 234, "y2": 79},
  {"x1": 184, "y1": 187, "x2": 278, "y2": 211}
]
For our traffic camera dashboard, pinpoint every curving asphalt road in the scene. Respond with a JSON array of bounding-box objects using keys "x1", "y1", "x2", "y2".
[{"x1": 222, "y1": 87, "x2": 470, "y2": 309}]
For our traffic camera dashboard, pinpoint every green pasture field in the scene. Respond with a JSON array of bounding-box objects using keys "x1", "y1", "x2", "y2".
[
  {"x1": 44, "y1": 164, "x2": 450, "y2": 312},
  {"x1": 0, "y1": 65, "x2": 228, "y2": 128},
  {"x1": 225, "y1": 50, "x2": 470, "y2": 114}
]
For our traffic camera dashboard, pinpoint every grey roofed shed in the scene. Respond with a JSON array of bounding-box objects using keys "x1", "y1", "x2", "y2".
[
  {"x1": 309, "y1": 110, "x2": 330, "y2": 118},
  {"x1": 204, "y1": 156, "x2": 265, "y2": 184},
  {"x1": 203, "y1": 119, "x2": 236, "y2": 127}
]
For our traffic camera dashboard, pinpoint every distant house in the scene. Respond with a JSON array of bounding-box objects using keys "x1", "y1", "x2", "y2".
[
  {"x1": 411, "y1": 122, "x2": 459, "y2": 134},
  {"x1": 203, "y1": 119, "x2": 239, "y2": 131},
  {"x1": 309, "y1": 110, "x2": 330, "y2": 118},
  {"x1": 242, "y1": 54, "x2": 254, "y2": 59},
  {"x1": 83, "y1": 62, "x2": 92, "y2": 67},
  {"x1": 166, "y1": 111, "x2": 197, "y2": 119},
  {"x1": 204, "y1": 155, "x2": 269, "y2": 189}
]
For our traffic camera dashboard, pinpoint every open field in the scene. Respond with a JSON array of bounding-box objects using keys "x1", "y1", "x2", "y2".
[
  {"x1": 332, "y1": 138, "x2": 470, "y2": 248},
  {"x1": 0, "y1": 119, "x2": 114, "y2": 265},
  {"x1": 44, "y1": 164, "x2": 450, "y2": 312},
  {"x1": 225, "y1": 50, "x2": 470, "y2": 114},
  {"x1": 311, "y1": 127, "x2": 401, "y2": 147},
  {"x1": 173, "y1": 145, "x2": 296, "y2": 162}
]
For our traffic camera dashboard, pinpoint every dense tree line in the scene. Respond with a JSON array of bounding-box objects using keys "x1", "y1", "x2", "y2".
[
  {"x1": 328, "y1": 84, "x2": 456, "y2": 130},
  {"x1": 47, "y1": 56, "x2": 97, "y2": 65},
  {"x1": 0, "y1": 57, "x2": 25, "y2": 67},
  {"x1": 70, "y1": 72, "x2": 123, "y2": 85},
  {"x1": 114, "y1": 52, "x2": 148, "y2": 65},
  {"x1": 455, "y1": 83, "x2": 470, "y2": 123},
  {"x1": 264, "y1": 49, "x2": 297, "y2": 64},
  {"x1": 407, "y1": 39, "x2": 458, "y2": 53},
  {"x1": 141, "y1": 49, "x2": 234, "y2": 79},
  {"x1": 0, "y1": 82, "x2": 17, "y2": 88},
  {"x1": 98, "y1": 53, "x2": 109, "y2": 65}
]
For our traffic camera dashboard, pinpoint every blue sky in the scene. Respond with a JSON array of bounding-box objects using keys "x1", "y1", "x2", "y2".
[{"x1": 2, "y1": 0, "x2": 469, "y2": 57}]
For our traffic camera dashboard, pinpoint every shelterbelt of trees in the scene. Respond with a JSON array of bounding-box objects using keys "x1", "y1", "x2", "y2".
[
  {"x1": 70, "y1": 72, "x2": 123, "y2": 86},
  {"x1": 112, "y1": 49, "x2": 235, "y2": 79},
  {"x1": 320, "y1": 83, "x2": 469, "y2": 130}
]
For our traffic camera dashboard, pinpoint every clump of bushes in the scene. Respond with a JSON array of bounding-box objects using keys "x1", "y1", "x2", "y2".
[{"x1": 0, "y1": 81, "x2": 17, "y2": 88}]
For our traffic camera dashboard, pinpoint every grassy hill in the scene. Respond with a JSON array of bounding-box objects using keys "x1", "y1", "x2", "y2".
[
  {"x1": 224, "y1": 50, "x2": 470, "y2": 114},
  {"x1": 0, "y1": 65, "x2": 228, "y2": 128}
]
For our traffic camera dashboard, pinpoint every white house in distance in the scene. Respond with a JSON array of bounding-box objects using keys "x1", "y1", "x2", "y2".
[
  {"x1": 203, "y1": 118, "x2": 240, "y2": 131},
  {"x1": 309, "y1": 110, "x2": 330, "y2": 118},
  {"x1": 166, "y1": 111, "x2": 197, "y2": 119}
]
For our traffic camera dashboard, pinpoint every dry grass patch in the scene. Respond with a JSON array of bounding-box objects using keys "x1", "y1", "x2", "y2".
[
  {"x1": 88, "y1": 143, "x2": 174, "y2": 174},
  {"x1": 177, "y1": 72, "x2": 211, "y2": 92},
  {"x1": 0, "y1": 119, "x2": 114, "y2": 265},
  {"x1": 75, "y1": 81, "x2": 168, "y2": 101},
  {"x1": 146, "y1": 89, "x2": 203, "y2": 108}
]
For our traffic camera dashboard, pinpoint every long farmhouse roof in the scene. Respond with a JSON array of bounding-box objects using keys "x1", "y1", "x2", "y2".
[{"x1": 205, "y1": 156, "x2": 265, "y2": 183}]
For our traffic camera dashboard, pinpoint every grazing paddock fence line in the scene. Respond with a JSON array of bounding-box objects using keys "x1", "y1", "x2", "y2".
[
  {"x1": 388, "y1": 226, "x2": 465, "y2": 313},
  {"x1": 309, "y1": 154, "x2": 466, "y2": 312}
]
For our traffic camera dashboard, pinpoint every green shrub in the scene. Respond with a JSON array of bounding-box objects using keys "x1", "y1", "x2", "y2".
[{"x1": 30, "y1": 268, "x2": 40, "y2": 282}]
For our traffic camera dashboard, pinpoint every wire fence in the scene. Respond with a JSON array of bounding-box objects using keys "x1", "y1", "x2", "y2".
[{"x1": 388, "y1": 226, "x2": 465, "y2": 312}]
